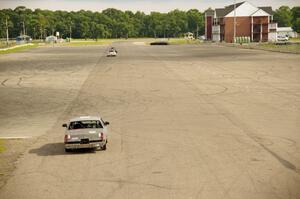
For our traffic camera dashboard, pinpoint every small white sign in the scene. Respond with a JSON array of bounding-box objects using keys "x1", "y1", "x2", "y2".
[{"x1": 56, "y1": 32, "x2": 59, "y2": 37}]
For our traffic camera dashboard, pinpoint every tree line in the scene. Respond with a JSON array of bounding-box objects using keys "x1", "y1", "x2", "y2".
[
  {"x1": 0, "y1": 6, "x2": 299, "y2": 40},
  {"x1": 273, "y1": 6, "x2": 300, "y2": 33},
  {"x1": 0, "y1": 6, "x2": 204, "y2": 40}
]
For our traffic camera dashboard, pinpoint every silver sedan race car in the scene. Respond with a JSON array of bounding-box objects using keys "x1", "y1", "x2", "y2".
[{"x1": 62, "y1": 116, "x2": 109, "y2": 152}]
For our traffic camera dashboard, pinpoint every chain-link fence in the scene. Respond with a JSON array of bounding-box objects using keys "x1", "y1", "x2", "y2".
[{"x1": 0, "y1": 38, "x2": 16, "y2": 49}]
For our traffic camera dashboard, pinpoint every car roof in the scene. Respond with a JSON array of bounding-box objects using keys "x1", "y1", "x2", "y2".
[{"x1": 69, "y1": 116, "x2": 101, "y2": 122}]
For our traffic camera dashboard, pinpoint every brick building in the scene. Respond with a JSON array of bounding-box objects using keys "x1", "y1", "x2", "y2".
[{"x1": 205, "y1": 1, "x2": 277, "y2": 43}]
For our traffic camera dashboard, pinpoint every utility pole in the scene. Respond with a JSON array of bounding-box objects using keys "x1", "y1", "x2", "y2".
[
  {"x1": 196, "y1": 24, "x2": 199, "y2": 39},
  {"x1": 233, "y1": 0, "x2": 236, "y2": 43},
  {"x1": 6, "y1": 17, "x2": 9, "y2": 47},
  {"x1": 69, "y1": 24, "x2": 72, "y2": 42},
  {"x1": 40, "y1": 27, "x2": 42, "y2": 40},
  {"x1": 33, "y1": 27, "x2": 35, "y2": 39},
  {"x1": 22, "y1": 21, "x2": 25, "y2": 35}
]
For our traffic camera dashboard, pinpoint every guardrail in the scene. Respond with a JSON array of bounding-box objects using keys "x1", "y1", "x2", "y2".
[{"x1": 0, "y1": 39, "x2": 16, "y2": 49}]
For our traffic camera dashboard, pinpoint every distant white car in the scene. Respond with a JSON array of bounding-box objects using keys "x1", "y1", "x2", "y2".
[
  {"x1": 62, "y1": 116, "x2": 109, "y2": 152},
  {"x1": 107, "y1": 47, "x2": 118, "y2": 57},
  {"x1": 198, "y1": 35, "x2": 206, "y2": 40},
  {"x1": 107, "y1": 51, "x2": 117, "y2": 57},
  {"x1": 277, "y1": 35, "x2": 289, "y2": 42}
]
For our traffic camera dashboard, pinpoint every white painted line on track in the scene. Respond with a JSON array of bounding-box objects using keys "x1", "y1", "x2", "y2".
[
  {"x1": 0, "y1": 136, "x2": 31, "y2": 139},
  {"x1": 133, "y1": 42, "x2": 145, "y2": 45}
]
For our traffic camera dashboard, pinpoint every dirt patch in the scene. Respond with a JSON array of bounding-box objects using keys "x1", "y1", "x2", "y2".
[{"x1": 0, "y1": 138, "x2": 34, "y2": 189}]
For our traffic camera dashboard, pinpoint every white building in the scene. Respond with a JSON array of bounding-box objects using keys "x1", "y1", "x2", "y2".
[{"x1": 277, "y1": 27, "x2": 298, "y2": 38}]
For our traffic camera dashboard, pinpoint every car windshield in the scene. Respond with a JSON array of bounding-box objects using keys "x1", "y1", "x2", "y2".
[{"x1": 69, "y1": 120, "x2": 103, "y2": 130}]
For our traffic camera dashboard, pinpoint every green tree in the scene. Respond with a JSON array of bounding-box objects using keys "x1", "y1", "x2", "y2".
[
  {"x1": 291, "y1": 7, "x2": 300, "y2": 33},
  {"x1": 149, "y1": 12, "x2": 165, "y2": 38},
  {"x1": 134, "y1": 11, "x2": 147, "y2": 37},
  {"x1": 90, "y1": 23, "x2": 108, "y2": 40},
  {"x1": 0, "y1": 11, "x2": 13, "y2": 39},
  {"x1": 187, "y1": 9, "x2": 204, "y2": 38},
  {"x1": 36, "y1": 11, "x2": 48, "y2": 39},
  {"x1": 0, "y1": 6, "x2": 207, "y2": 39},
  {"x1": 79, "y1": 16, "x2": 90, "y2": 39},
  {"x1": 167, "y1": 10, "x2": 187, "y2": 37},
  {"x1": 274, "y1": 6, "x2": 292, "y2": 27}
]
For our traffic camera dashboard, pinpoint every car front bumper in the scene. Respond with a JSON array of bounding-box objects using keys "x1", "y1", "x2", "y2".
[{"x1": 65, "y1": 140, "x2": 106, "y2": 149}]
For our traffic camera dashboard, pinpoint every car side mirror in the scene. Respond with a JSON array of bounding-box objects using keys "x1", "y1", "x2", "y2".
[
  {"x1": 104, "y1": 121, "x2": 110, "y2": 126},
  {"x1": 62, "y1": 124, "x2": 67, "y2": 128}
]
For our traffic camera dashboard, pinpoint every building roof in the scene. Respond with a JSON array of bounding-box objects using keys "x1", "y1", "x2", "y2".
[
  {"x1": 16, "y1": 35, "x2": 31, "y2": 39},
  {"x1": 46, "y1": 35, "x2": 57, "y2": 39},
  {"x1": 258, "y1": 7, "x2": 273, "y2": 15},
  {"x1": 205, "y1": 7, "x2": 215, "y2": 15},
  {"x1": 213, "y1": 1, "x2": 273, "y2": 18},
  {"x1": 205, "y1": 8, "x2": 214, "y2": 12},
  {"x1": 215, "y1": 1, "x2": 244, "y2": 17},
  {"x1": 215, "y1": 9, "x2": 227, "y2": 18}
]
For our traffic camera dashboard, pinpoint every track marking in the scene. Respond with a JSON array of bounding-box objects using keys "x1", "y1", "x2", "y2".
[
  {"x1": 17, "y1": 77, "x2": 23, "y2": 87},
  {"x1": 0, "y1": 136, "x2": 31, "y2": 139},
  {"x1": 133, "y1": 42, "x2": 145, "y2": 45},
  {"x1": 1, "y1": 79, "x2": 8, "y2": 87}
]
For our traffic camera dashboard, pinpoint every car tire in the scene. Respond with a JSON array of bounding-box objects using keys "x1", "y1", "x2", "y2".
[
  {"x1": 65, "y1": 148, "x2": 71, "y2": 152},
  {"x1": 101, "y1": 142, "x2": 107, "y2": 151}
]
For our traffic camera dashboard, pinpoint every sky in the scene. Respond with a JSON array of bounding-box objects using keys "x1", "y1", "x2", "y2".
[{"x1": 0, "y1": 0, "x2": 299, "y2": 13}]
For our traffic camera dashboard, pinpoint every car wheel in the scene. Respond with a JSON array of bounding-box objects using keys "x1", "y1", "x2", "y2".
[
  {"x1": 101, "y1": 143, "x2": 107, "y2": 151},
  {"x1": 65, "y1": 148, "x2": 71, "y2": 152}
]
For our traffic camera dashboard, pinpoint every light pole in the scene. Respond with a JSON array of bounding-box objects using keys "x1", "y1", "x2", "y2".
[
  {"x1": 6, "y1": 17, "x2": 9, "y2": 47},
  {"x1": 69, "y1": 24, "x2": 72, "y2": 42},
  {"x1": 196, "y1": 24, "x2": 199, "y2": 40},
  {"x1": 233, "y1": 0, "x2": 236, "y2": 43},
  {"x1": 22, "y1": 21, "x2": 25, "y2": 35}
]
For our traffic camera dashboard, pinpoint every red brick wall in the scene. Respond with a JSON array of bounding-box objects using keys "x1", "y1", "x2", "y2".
[
  {"x1": 253, "y1": 16, "x2": 269, "y2": 24},
  {"x1": 206, "y1": 16, "x2": 212, "y2": 40},
  {"x1": 252, "y1": 16, "x2": 269, "y2": 42},
  {"x1": 224, "y1": 17, "x2": 251, "y2": 43}
]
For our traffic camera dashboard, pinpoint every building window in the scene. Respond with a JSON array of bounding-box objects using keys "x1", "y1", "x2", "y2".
[{"x1": 213, "y1": 18, "x2": 219, "y2": 26}]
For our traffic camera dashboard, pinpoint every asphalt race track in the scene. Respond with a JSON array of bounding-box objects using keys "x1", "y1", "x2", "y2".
[{"x1": 0, "y1": 42, "x2": 299, "y2": 199}]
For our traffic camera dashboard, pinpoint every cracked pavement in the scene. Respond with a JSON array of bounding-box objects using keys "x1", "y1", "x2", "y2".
[{"x1": 0, "y1": 42, "x2": 299, "y2": 199}]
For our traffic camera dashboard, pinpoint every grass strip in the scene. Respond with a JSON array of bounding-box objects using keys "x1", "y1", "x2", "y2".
[
  {"x1": 0, "y1": 140, "x2": 5, "y2": 153},
  {"x1": 59, "y1": 39, "x2": 125, "y2": 46},
  {"x1": 258, "y1": 43, "x2": 300, "y2": 53},
  {"x1": 0, "y1": 44, "x2": 38, "y2": 55}
]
